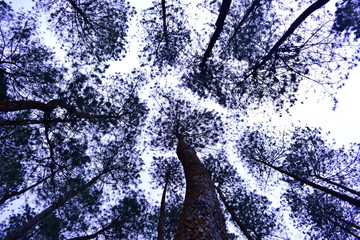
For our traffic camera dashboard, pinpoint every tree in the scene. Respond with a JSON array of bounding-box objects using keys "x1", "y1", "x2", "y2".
[
  {"x1": 140, "y1": 0, "x2": 191, "y2": 69},
  {"x1": 149, "y1": 156, "x2": 184, "y2": 240},
  {"x1": 1, "y1": 0, "x2": 359, "y2": 239},
  {"x1": 1, "y1": 2, "x2": 146, "y2": 239},
  {"x1": 35, "y1": 0, "x2": 135, "y2": 65},
  {"x1": 203, "y1": 152, "x2": 281, "y2": 239},
  {"x1": 174, "y1": 135, "x2": 228, "y2": 239},
  {"x1": 238, "y1": 127, "x2": 360, "y2": 237}
]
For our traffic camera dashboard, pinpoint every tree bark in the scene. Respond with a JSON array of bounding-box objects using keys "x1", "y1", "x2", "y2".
[
  {"x1": 157, "y1": 176, "x2": 169, "y2": 240},
  {"x1": 200, "y1": 0, "x2": 232, "y2": 68},
  {"x1": 216, "y1": 187, "x2": 254, "y2": 240},
  {"x1": 258, "y1": 159, "x2": 360, "y2": 207},
  {"x1": 174, "y1": 135, "x2": 227, "y2": 240},
  {"x1": 4, "y1": 172, "x2": 105, "y2": 240}
]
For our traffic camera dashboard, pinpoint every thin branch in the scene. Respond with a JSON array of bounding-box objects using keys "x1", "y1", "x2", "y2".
[
  {"x1": 66, "y1": 0, "x2": 97, "y2": 33},
  {"x1": 0, "y1": 167, "x2": 65, "y2": 205}
]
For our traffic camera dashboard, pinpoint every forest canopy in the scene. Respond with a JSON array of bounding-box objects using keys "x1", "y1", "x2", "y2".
[{"x1": 0, "y1": 0, "x2": 359, "y2": 239}]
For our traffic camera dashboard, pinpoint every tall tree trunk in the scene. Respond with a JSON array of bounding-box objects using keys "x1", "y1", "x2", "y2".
[
  {"x1": 200, "y1": 0, "x2": 232, "y2": 68},
  {"x1": 4, "y1": 172, "x2": 105, "y2": 240},
  {"x1": 157, "y1": 176, "x2": 169, "y2": 240},
  {"x1": 216, "y1": 187, "x2": 254, "y2": 240},
  {"x1": 325, "y1": 215, "x2": 360, "y2": 239},
  {"x1": 161, "y1": 0, "x2": 169, "y2": 43},
  {"x1": 257, "y1": 159, "x2": 360, "y2": 207},
  {"x1": 174, "y1": 135, "x2": 227, "y2": 240}
]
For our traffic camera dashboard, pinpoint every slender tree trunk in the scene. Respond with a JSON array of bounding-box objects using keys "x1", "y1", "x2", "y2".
[
  {"x1": 315, "y1": 175, "x2": 360, "y2": 197},
  {"x1": 216, "y1": 187, "x2": 254, "y2": 240},
  {"x1": 4, "y1": 172, "x2": 105, "y2": 240},
  {"x1": 157, "y1": 176, "x2": 169, "y2": 240},
  {"x1": 174, "y1": 135, "x2": 227, "y2": 240},
  {"x1": 161, "y1": 0, "x2": 169, "y2": 43},
  {"x1": 258, "y1": 160, "x2": 360, "y2": 207},
  {"x1": 322, "y1": 207, "x2": 360, "y2": 230},
  {"x1": 238, "y1": 0, "x2": 330, "y2": 85},
  {"x1": 0, "y1": 167, "x2": 64, "y2": 205},
  {"x1": 325, "y1": 215, "x2": 360, "y2": 239},
  {"x1": 200, "y1": 0, "x2": 232, "y2": 68}
]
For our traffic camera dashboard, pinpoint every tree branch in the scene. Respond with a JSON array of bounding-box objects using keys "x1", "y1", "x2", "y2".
[
  {"x1": 235, "y1": 0, "x2": 330, "y2": 89},
  {"x1": 200, "y1": 0, "x2": 232, "y2": 68}
]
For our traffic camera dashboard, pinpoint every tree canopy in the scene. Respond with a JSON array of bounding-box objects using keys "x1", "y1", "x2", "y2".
[{"x1": 1, "y1": 0, "x2": 359, "y2": 239}]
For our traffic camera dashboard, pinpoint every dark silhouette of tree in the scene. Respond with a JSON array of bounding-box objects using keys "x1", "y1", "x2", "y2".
[
  {"x1": 200, "y1": 0, "x2": 233, "y2": 68},
  {"x1": 238, "y1": 127, "x2": 360, "y2": 237},
  {"x1": 0, "y1": 2, "x2": 63, "y2": 101},
  {"x1": 183, "y1": 0, "x2": 357, "y2": 111}
]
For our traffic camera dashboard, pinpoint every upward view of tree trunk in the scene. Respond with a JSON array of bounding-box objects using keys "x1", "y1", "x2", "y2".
[
  {"x1": 314, "y1": 175, "x2": 360, "y2": 197},
  {"x1": 161, "y1": 0, "x2": 169, "y2": 43},
  {"x1": 1, "y1": 0, "x2": 359, "y2": 238},
  {"x1": 174, "y1": 135, "x2": 228, "y2": 240}
]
